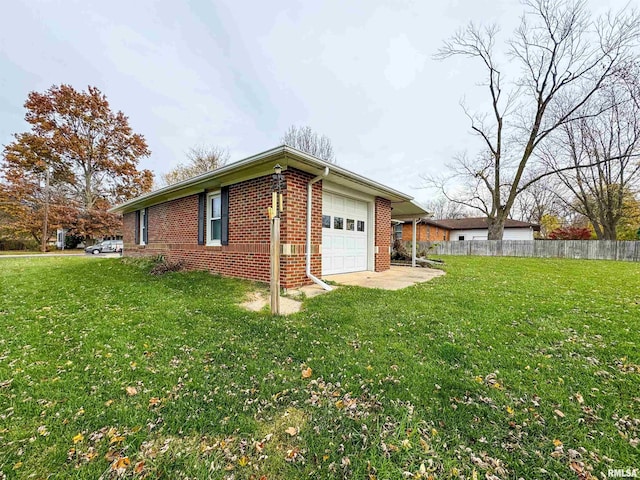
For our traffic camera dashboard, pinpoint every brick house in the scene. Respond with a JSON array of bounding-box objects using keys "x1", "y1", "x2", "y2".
[
  {"x1": 111, "y1": 146, "x2": 426, "y2": 289},
  {"x1": 393, "y1": 219, "x2": 451, "y2": 242},
  {"x1": 393, "y1": 217, "x2": 540, "y2": 242}
]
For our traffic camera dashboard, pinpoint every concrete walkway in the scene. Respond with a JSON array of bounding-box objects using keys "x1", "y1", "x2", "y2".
[{"x1": 323, "y1": 265, "x2": 445, "y2": 290}]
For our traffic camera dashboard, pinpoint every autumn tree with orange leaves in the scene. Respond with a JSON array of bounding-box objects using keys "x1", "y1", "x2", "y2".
[{"x1": 0, "y1": 85, "x2": 153, "y2": 250}]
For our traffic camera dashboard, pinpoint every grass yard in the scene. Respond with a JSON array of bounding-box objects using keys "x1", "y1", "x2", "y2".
[{"x1": 0, "y1": 256, "x2": 638, "y2": 479}]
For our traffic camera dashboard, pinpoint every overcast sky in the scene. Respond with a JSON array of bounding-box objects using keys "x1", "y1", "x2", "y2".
[{"x1": 0, "y1": 0, "x2": 629, "y2": 204}]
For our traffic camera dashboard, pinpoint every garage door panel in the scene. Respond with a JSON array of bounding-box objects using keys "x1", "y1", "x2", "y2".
[
  {"x1": 322, "y1": 192, "x2": 369, "y2": 275},
  {"x1": 333, "y1": 257, "x2": 344, "y2": 272},
  {"x1": 344, "y1": 256, "x2": 356, "y2": 270}
]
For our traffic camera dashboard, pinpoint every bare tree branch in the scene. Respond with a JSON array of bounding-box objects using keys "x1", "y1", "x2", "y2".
[
  {"x1": 281, "y1": 125, "x2": 336, "y2": 163},
  {"x1": 430, "y1": 0, "x2": 640, "y2": 239}
]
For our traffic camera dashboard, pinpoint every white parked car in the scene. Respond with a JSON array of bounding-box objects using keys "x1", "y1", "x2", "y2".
[{"x1": 84, "y1": 240, "x2": 123, "y2": 255}]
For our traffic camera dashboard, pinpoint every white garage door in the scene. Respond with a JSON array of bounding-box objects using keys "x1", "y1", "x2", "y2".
[{"x1": 322, "y1": 192, "x2": 369, "y2": 275}]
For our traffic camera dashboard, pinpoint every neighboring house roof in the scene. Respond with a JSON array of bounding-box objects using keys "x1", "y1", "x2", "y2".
[
  {"x1": 110, "y1": 145, "x2": 427, "y2": 217},
  {"x1": 422, "y1": 217, "x2": 540, "y2": 231}
]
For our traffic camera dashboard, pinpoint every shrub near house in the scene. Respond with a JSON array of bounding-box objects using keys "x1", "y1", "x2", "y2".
[{"x1": 548, "y1": 227, "x2": 593, "y2": 240}]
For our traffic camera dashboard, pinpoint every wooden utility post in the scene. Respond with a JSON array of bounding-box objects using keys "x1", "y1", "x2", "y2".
[
  {"x1": 269, "y1": 165, "x2": 284, "y2": 315},
  {"x1": 270, "y1": 212, "x2": 280, "y2": 315}
]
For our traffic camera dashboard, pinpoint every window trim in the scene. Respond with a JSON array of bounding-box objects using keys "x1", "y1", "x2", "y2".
[
  {"x1": 394, "y1": 223, "x2": 403, "y2": 240},
  {"x1": 206, "y1": 190, "x2": 222, "y2": 246},
  {"x1": 139, "y1": 209, "x2": 146, "y2": 246}
]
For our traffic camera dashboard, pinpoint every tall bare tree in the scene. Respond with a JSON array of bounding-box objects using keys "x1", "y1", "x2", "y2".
[
  {"x1": 162, "y1": 145, "x2": 230, "y2": 186},
  {"x1": 282, "y1": 125, "x2": 336, "y2": 163},
  {"x1": 541, "y1": 67, "x2": 640, "y2": 239},
  {"x1": 427, "y1": 0, "x2": 640, "y2": 239}
]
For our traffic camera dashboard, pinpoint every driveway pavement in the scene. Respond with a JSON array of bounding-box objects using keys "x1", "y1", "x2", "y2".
[{"x1": 323, "y1": 265, "x2": 445, "y2": 290}]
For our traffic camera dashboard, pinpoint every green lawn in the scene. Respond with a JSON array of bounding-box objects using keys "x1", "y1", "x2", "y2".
[
  {"x1": 0, "y1": 250, "x2": 84, "y2": 255},
  {"x1": 0, "y1": 256, "x2": 638, "y2": 479}
]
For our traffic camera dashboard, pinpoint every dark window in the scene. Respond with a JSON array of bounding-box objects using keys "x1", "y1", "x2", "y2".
[
  {"x1": 322, "y1": 215, "x2": 331, "y2": 228},
  {"x1": 334, "y1": 217, "x2": 344, "y2": 229},
  {"x1": 140, "y1": 208, "x2": 148, "y2": 245},
  {"x1": 357, "y1": 220, "x2": 365, "y2": 232},
  {"x1": 134, "y1": 211, "x2": 140, "y2": 244},
  {"x1": 346, "y1": 219, "x2": 355, "y2": 231},
  {"x1": 458, "y1": 236, "x2": 465, "y2": 241},
  {"x1": 394, "y1": 224, "x2": 402, "y2": 239}
]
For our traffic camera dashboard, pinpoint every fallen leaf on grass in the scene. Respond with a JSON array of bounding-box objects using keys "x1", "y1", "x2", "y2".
[
  {"x1": 134, "y1": 461, "x2": 145, "y2": 474},
  {"x1": 110, "y1": 435, "x2": 126, "y2": 444},
  {"x1": 553, "y1": 439, "x2": 563, "y2": 447},
  {"x1": 126, "y1": 386, "x2": 138, "y2": 396},
  {"x1": 569, "y1": 461, "x2": 584, "y2": 474},
  {"x1": 111, "y1": 456, "x2": 130, "y2": 474},
  {"x1": 301, "y1": 367, "x2": 312, "y2": 379},
  {"x1": 105, "y1": 450, "x2": 119, "y2": 462},
  {"x1": 105, "y1": 399, "x2": 114, "y2": 407},
  {"x1": 286, "y1": 447, "x2": 301, "y2": 461},
  {"x1": 73, "y1": 433, "x2": 84, "y2": 444},
  {"x1": 285, "y1": 426, "x2": 297, "y2": 436},
  {"x1": 148, "y1": 397, "x2": 161, "y2": 407},
  {"x1": 554, "y1": 409, "x2": 565, "y2": 418}
]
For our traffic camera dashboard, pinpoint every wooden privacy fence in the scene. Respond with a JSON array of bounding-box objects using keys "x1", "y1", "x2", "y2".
[{"x1": 412, "y1": 240, "x2": 640, "y2": 262}]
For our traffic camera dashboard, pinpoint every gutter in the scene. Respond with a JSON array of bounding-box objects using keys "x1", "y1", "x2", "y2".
[
  {"x1": 111, "y1": 145, "x2": 420, "y2": 214},
  {"x1": 307, "y1": 167, "x2": 332, "y2": 291}
]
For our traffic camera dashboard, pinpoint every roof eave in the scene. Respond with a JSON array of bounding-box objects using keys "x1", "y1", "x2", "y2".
[
  {"x1": 110, "y1": 146, "x2": 287, "y2": 214},
  {"x1": 111, "y1": 145, "x2": 419, "y2": 214}
]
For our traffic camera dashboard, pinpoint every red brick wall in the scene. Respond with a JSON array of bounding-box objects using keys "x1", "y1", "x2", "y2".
[
  {"x1": 400, "y1": 223, "x2": 450, "y2": 241},
  {"x1": 122, "y1": 168, "x2": 322, "y2": 288},
  {"x1": 374, "y1": 197, "x2": 391, "y2": 272},
  {"x1": 281, "y1": 170, "x2": 322, "y2": 286}
]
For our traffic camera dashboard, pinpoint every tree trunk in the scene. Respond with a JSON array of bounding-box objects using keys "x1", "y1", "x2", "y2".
[
  {"x1": 601, "y1": 223, "x2": 617, "y2": 241},
  {"x1": 487, "y1": 215, "x2": 506, "y2": 240}
]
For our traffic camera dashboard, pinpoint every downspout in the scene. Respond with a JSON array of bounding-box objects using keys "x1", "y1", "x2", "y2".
[
  {"x1": 307, "y1": 167, "x2": 332, "y2": 290},
  {"x1": 412, "y1": 218, "x2": 418, "y2": 268}
]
